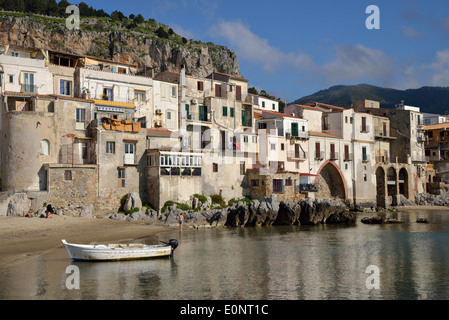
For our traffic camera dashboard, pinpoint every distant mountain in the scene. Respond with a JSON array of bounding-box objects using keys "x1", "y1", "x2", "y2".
[{"x1": 291, "y1": 84, "x2": 449, "y2": 115}]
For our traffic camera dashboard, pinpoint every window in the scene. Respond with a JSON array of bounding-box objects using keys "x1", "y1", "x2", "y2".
[
  {"x1": 41, "y1": 139, "x2": 50, "y2": 155},
  {"x1": 273, "y1": 179, "x2": 284, "y2": 193},
  {"x1": 271, "y1": 143, "x2": 276, "y2": 151},
  {"x1": 8, "y1": 75, "x2": 13, "y2": 83},
  {"x1": 250, "y1": 179, "x2": 259, "y2": 187},
  {"x1": 252, "y1": 136, "x2": 257, "y2": 143},
  {"x1": 240, "y1": 161, "x2": 245, "y2": 175},
  {"x1": 281, "y1": 143, "x2": 284, "y2": 151},
  {"x1": 0, "y1": 73, "x2": 2, "y2": 87},
  {"x1": 106, "y1": 141, "x2": 115, "y2": 154},
  {"x1": 361, "y1": 117, "x2": 367, "y2": 132},
  {"x1": 60, "y1": 80, "x2": 71, "y2": 96},
  {"x1": 103, "y1": 88, "x2": 113, "y2": 100},
  {"x1": 23, "y1": 72, "x2": 35, "y2": 93},
  {"x1": 244, "y1": 135, "x2": 248, "y2": 143},
  {"x1": 81, "y1": 142, "x2": 88, "y2": 160},
  {"x1": 362, "y1": 146, "x2": 368, "y2": 162},
  {"x1": 76, "y1": 108, "x2": 85, "y2": 123},
  {"x1": 262, "y1": 101, "x2": 265, "y2": 108},
  {"x1": 118, "y1": 168, "x2": 126, "y2": 187},
  {"x1": 197, "y1": 81, "x2": 204, "y2": 91},
  {"x1": 213, "y1": 163, "x2": 218, "y2": 172},
  {"x1": 171, "y1": 86, "x2": 177, "y2": 97},
  {"x1": 230, "y1": 107, "x2": 235, "y2": 118},
  {"x1": 291, "y1": 123, "x2": 299, "y2": 137},
  {"x1": 124, "y1": 143, "x2": 136, "y2": 165},
  {"x1": 315, "y1": 142, "x2": 321, "y2": 159},
  {"x1": 272, "y1": 103, "x2": 275, "y2": 110},
  {"x1": 64, "y1": 170, "x2": 72, "y2": 181},
  {"x1": 135, "y1": 91, "x2": 146, "y2": 102},
  {"x1": 222, "y1": 106, "x2": 228, "y2": 117},
  {"x1": 215, "y1": 84, "x2": 222, "y2": 97},
  {"x1": 185, "y1": 104, "x2": 191, "y2": 119},
  {"x1": 259, "y1": 122, "x2": 267, "y2": 129},
  {"x1": 285, "y1": 179, "x2": 292, "y2": 186},
  {"x1": 236, "y1": 85, "x2": 241, "y2": 101}
]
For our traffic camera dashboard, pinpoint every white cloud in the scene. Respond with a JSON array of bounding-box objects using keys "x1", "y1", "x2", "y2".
[
  {"x1": 170, "y1": 24, "x2": 195, "y2": 39},
  {"x1": 430, "y1": 49, "x2": 449, "y2": 85},
  {"x1": 320, "y1": 45, "x2": 398, "y2": 87},
  {"x1": 401, "y1": 26, "x2": 425, "y2": 39},
  {"x1": 209, "y1": 20, "x2": 313, "y2": 73},
  {"x1": 209, "y1": 19, "x2": 449, "y2": 91}
]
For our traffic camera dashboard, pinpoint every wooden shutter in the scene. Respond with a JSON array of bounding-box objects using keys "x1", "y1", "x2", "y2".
[{"x1": 236, "y1": 85, "x2": 242, "y2": 101}]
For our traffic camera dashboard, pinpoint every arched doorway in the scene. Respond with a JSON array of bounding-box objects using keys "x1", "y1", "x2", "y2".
[
  {"x1": 315, "y1": 161, "x2": 347, "y2": 200},
  {"x1": 399, "y1": 168, "x2": 409, "y2": 199},
  {"x1": 376, "y1": 166, "x2": 386, "y2": 208},
  {"x1": 387, "y1": 167, "x2": 398, "y2": 206}
]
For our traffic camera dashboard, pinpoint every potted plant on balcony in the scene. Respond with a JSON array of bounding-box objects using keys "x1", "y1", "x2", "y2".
[{"x1": 82, "y1": 87, "x2": 90, "y2": 99}]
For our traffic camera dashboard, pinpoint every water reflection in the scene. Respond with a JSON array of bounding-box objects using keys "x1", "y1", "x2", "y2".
[{"x1": 1, "y1": 209, "x2": 449, "y2": 299}]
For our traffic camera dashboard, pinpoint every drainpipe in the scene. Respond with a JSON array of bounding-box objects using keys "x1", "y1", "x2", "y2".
[{"x1": 96, "y1": 126, "x2": 102, "y2": 198}]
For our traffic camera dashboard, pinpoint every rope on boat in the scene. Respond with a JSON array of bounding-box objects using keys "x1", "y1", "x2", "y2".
[{"x1": 0, "y1": 244, "x2": 64, "y2": 271}]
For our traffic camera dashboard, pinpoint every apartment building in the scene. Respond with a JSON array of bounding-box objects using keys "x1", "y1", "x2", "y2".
[
  {"x1": 248, "y1": 109, "x2": 309, "y2": 202},
  {"x1": 249, "y1": 93, "x2": 279, "y2": 112}
]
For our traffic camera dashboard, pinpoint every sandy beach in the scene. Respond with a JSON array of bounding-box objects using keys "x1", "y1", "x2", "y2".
[{"x1": 0, "y1": 215, "x2": 178, "y2": 270}]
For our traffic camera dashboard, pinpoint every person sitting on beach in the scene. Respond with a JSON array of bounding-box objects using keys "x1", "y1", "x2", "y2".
[
  {"x1": 45, "y1": 204, "x2": 54, "y2": 219},
  {"x1": 24, "y1": 210, "x2": 33, "y2": 218}
]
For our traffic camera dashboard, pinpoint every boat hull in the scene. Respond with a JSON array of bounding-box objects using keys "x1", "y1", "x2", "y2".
[{"x1": 62, "y1": 240, "x2": 173, "y2": 261}]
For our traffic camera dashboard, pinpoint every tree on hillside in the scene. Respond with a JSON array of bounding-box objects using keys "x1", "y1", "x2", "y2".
[{"x1": 134, "y1": 13, "x2": 144, "y2": 24}]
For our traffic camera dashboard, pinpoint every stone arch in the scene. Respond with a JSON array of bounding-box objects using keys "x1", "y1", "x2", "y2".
[
  {"x1": 314, "y1": 160, "x2": 348, "y2": 200},
  {"x1": 399, "y1": 167, "x2": 410, "y2": 199},
  {"x1": 387, "y1": 167, "x2": 398, "y2": 206},
  {"x1": 376, "y1": 166, "x2": 386, "y2": 208}
]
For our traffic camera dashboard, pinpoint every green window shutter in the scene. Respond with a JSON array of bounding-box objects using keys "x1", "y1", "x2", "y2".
[
  {"x1": 291, "y1": 123, "x2": 299, "y2": 136},
  {"x1": 242, "y1": 110, "x2": 247, "y2": 126},
  {"x1": 230, "y1": 107, "x2": 235, "y2": 117},
  {"x1": 223, "y1": 106, "x2": 228, "y2": 117},
  {"x1": 185, "y1": 104, "x2": 190, "y2": 119}
]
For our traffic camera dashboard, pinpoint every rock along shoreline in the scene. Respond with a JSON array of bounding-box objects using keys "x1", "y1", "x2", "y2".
[{"x1": 112, "y1": 195, "x2": 358, "y2": 229}]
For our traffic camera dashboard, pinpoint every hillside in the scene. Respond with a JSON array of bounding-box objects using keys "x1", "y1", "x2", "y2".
[
  {"x1": 292, "y1": 84, "x2": 449, "y2": 114},
  {"x1": 0, "y1": 9, "x2": 241, "y2": 78}
]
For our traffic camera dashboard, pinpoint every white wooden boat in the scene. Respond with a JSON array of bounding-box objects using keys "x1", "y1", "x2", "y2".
[{"x1": 62, "y1": 239, "x2": 178, "y2": 262}]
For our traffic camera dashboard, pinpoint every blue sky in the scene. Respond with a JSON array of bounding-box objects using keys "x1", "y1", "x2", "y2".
[{"x1": 80, "y1": 0, "x2": 449, "y2": 103}]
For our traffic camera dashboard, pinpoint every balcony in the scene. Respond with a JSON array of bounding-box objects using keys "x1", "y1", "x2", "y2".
[
  {"x1": 329, "y1": 152, "x2": 339, "y2": 160},
  {"x1": 287, "y1": 150, "x2": 307, "y2": 160},
  {"x1": 315, "y1": 151, "x2": 325, "y2": 160},
  {"x1": 21, "y1": 84, "x2": 37, "y2": 94},
  {"x1": 361, "y1": 125, "x2": 370, "y2": 133},
  {"x1": 285, "y1": 130, "x2": 309, "y2": 139},
  {"x1": 376, "y1": 155, "x2": 390, "y2": 163},
  {"x1": 343, "y1": 153, "x2": 353, "y2": 161},
  {"x1": 417, "y1": 136, "x2": 428, "y2": 143},
  {"x1": 362, "y1": 154, "x2": 370, "y2": 163},
  {"x1": 300, "y1": 184, "x2": 318, "y2": 193}
]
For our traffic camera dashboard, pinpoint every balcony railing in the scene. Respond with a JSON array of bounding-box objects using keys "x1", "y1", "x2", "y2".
[
  {"x1": 376, "y1": 155, "x2": 390, "y2": 163},
  {"x1": 343, "y1": 153, "x2": 353, "y2": 161},
  {"x1": 329, "y1": 152, "x2": 339, "y2": 160},
  {"x1": 300, "y1": 184, "x2": 318, "y2": 193},
  {"x1": 21, "y1": 84, "x2": 36, "y2": 94},
  {"x1": 362, "y1": 154, "x2": 371, "y2": 162},
  {"x1": 285, "y1": 130, "x2": 309, "y2": 139},
  {"x1": 287, "y1": 151, "x2": 307, "y2": 160},
  {"x1": 361, "y1": 125, "x2": 370, "y2": 133},
  {"x1": 315, "y1": 151, "x2": 325, "y2": 160}
]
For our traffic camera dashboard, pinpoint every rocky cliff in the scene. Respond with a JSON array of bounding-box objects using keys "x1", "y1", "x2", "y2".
[{"x1": 0, "y1": 12, "x2": 241, "y2": 78}]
